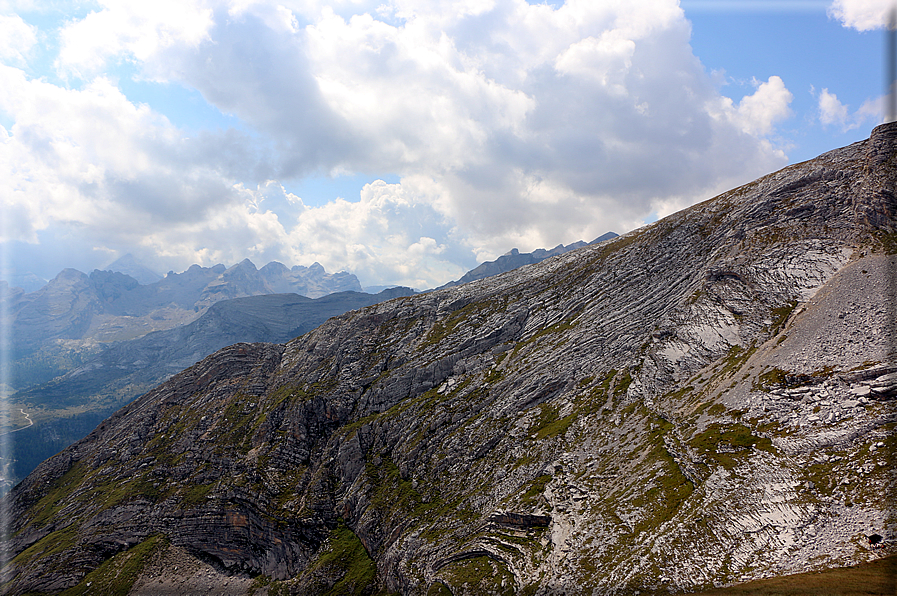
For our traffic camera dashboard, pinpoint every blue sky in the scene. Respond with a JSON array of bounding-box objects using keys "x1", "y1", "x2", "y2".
[{"x1": 0, "y1": 0, "x2": 893, "y2": 290}]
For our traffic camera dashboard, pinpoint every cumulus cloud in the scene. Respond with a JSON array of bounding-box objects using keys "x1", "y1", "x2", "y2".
[
  {"x1": 828, "y1": 0, "x2": 895, "y2": 30},
  {"x1": 816, "y1": 87, "x2": 883, "y2": 130},
  {"x1": 819, "y1": 88, "x2": 851, "y2": 128},
  {"x1": 723, "y1": 76, "x2": 793, "y2": 137},
  {"x1": 2, "y1": 0, "x2": 797, "y2": 288},
  {"x1": 0, "y1": 63, "x2": 258, "y2": 243},
  {"x1": 0, "y1": 14, "x2": 36, "y2": 66},
  {"x1": 56, "y1": 0, "x2": 215, "y2": 78}
]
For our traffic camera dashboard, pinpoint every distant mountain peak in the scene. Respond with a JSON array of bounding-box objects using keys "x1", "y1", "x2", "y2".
[
  {"x1": 438, "y1": 233, "x2": 618, "y2": 290},
  {"x1": 591, "y1": 231, "x2": 619, "y2": 244},
  {"x1": 104, "y1": 253, "x2": 162, "y2": 285}
]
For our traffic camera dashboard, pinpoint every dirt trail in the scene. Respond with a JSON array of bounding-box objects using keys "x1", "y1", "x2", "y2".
[{"x1": 0, "y1": 409, "x2": 33, "y2": 437}]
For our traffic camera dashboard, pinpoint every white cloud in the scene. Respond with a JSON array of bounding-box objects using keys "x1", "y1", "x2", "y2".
[
  {"x1": 56, "y1": 0, "x2": 215, "y2": 78},
  {"x1": 711, "y1": 76, "x2": 793, "y2": 137},
  {"x1": 0, "y1": 63, "x2": 252, "y2": 241},
  {"x1": 828, "y1": 0, "x2": 896, "y2": 30},
  {"x1": 2, "y1": 0, "x2": 799, "y2": 287},
  {"x1": 0, "y1": 14, "x2": 36, "y2": 67},
  {"x1": 856, "y1": 94, "x2": 887, "y2": 121},
  {"x1": 284, "y1": 179, "x2": 468, "y2": 288},
  {"x1": 818, "y1": 88, "x2": 851, "y2": 127},
  {"x1": 816, "y1": 87, "x2": 884, "y2": 130}
]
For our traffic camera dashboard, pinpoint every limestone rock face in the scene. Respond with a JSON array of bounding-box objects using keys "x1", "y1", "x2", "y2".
[{"x1": 3, "y1": 123, "x2": 896, "y2": 595}]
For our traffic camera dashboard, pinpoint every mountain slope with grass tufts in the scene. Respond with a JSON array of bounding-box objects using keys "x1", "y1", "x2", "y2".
[{"x1": 2, "y1": 122, "x2": 896, "y2": 595}]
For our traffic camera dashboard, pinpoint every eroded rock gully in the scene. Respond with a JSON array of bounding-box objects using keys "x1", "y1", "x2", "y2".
[{"x1": 2, "y1": 123, "x2": 896, "y2": 595}]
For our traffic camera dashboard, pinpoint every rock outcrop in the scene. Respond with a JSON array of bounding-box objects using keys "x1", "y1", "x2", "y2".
[{"x1": 2, "y1": 124, "x2": 896, "y2": 595}]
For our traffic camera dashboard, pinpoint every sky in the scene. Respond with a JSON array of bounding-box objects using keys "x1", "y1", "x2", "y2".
[{"x1": 0, "y1": 0, "x2": 894, "y2": 290}]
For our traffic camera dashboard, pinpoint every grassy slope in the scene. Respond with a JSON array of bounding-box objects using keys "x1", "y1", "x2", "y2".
[{"x1": 673, "y1": 554, "x2": 896, "y2": 596}]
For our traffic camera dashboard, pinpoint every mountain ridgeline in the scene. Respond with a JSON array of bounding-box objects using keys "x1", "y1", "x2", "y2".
[
  {"x1": 436, "y1": 232, "x2": 618, "y2": 290},
  {"x1": 3, "y1": 123, "x2": 897, "y2": 595},
  {"x1": 5, "y1": 287, "x2": 415, "y2": 488},
  {"x1": 4, "y1": 258, "x2": 362, "y2": 392}
]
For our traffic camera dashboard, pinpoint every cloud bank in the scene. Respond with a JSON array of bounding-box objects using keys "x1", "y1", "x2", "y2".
[
  {"x1": 828, "y1": 0, "x2": 896, "y2": 30},
  {"x1": 2, "y1": 0, "x2": 797, "y2": 288}
]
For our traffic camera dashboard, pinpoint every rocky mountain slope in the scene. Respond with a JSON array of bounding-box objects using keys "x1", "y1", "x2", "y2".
[
  {"x1": 437, "y1": 233, "x2": 618, "y2": 290},
  {"x1": 4, "y1": 288, "x2": 413, "y2": 493},
  {"x1": 2, "y1": 123, "x2": 896, "y2": 595}
]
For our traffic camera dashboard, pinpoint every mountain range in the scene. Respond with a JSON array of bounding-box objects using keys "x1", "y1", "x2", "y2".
[
  {"x1": 2, "y1": 239, "x2": 617, "y2": 492},
  {"x1": 4, "y1": 259, "x2": 362, "y2": 389},
  {"x1": 0, "y1": 259, "x2": 365, "y2": 492},
  {"x1": 3, "y1": 123, "x2": 896, "y2": 594}
]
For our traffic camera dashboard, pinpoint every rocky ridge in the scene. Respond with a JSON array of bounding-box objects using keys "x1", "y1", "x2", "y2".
[
  {"x1": 6, "y1": 258, "x2": 361, "y2": 370},
  {"x1": 436, "y1": 232, "x2": 618, "y2": 290},
  {"x1": 2, "y1": 123, "x2": 896, "y2": 595}
]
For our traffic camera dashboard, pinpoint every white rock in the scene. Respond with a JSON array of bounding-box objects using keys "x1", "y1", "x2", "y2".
[
  {"x1": 849, "y1": 385, "x2": 872, "y2": 397},
  {"x1": 873, "y1": 372, "x2": 897, "y2": 384}
]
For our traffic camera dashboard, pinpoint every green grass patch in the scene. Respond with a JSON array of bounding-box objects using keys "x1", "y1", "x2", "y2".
[
  {"x1": 529, "y1": 403, "x2": 576, "y2": 440},
  {"x1": 666, "y1": 385, "x2": 695, "y2": 403},
  {"x1": 485, "y1": 363, "x2": 505, "y2": 385},
  {"x1": 707, "y1": 403, "x2": 727, "y2": 416},
  {"x1": 60, "y1": 534, "x2": 166, "y2": 596},
  {"x1": 614, "y1": 369, "x2": 633, "y2": 396},
  {"x1": 339, "y1": 412, "x2": 381, "y2": 439},
  {"x1": 600, "y1": 369, "x2": 617, "y2": 393},
  {"x1": 306, "y1": 522, "x2": 377, "y2": 596},
  {"x1": 689, "y1": 423, "x2": 776, "y2": 469},
  {"x1": 25, "y1": 462, "x2": 88, "y2": 529},
  {"x1": 180, "y1": 482, "x2": 215, "y2": 508},
  {"x1": 874, "y1": 230, "x2": 897, "y2": 254},
  {"x1": 12, "y1": 525, "x2": 78, "y2": 567},
  {"x1": 441, "y1": 556, "x2": 515, "y2": 595},
  {"x1": 427, "y1": 582, "x2": 454, "y2": 595},
  {"x1": 769, "y1": 301, "x2": 797, "y2": 335},
  {"x1": 630, "y1": 414, "x2": 694, "y2": 533},
  {"x1": 755, "y1": 368, "x2": 787, "y2": 391},
  {"x1": 249, "y1": 575, "x2": 290, "y2": 596},
  {"x1": 366, "y1": 458, "x2": 431, "y2": 517},
  {"x1": 423, "y1": 299, "x2": 507, "y2": 347},
  {"x1": 577, "y1": 376, "x2": 595, "y2": 388},
  {"x1": 717, "y1": 345, "x2": 756, "y2": 380},
  {"x1": 521, "y1": 474, "x2": 552, "y2": 505}
]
